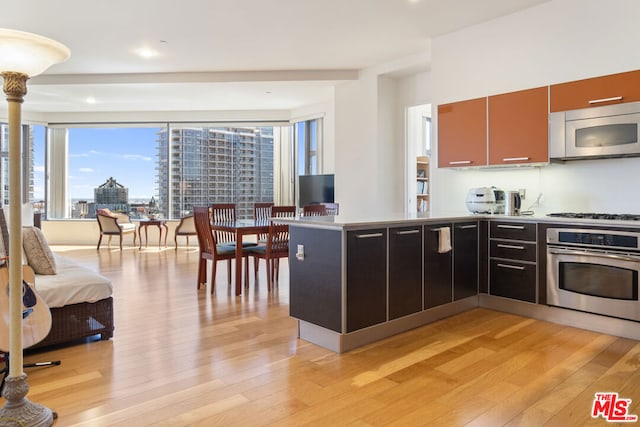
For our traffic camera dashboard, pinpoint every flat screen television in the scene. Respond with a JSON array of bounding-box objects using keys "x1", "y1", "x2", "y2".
[{"x1": 298, "y1": 174, "x2": 334, "y2": 207}]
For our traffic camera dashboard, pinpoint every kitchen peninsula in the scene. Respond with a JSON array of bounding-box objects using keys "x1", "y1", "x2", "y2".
[{"x1": 281, "y1": 213, "x2": 640, "y2": 353}]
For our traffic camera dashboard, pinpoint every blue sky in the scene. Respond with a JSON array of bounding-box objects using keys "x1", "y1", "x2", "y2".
[{"x1": 34, "y1": 127, "x2": 159, "y2": 200}]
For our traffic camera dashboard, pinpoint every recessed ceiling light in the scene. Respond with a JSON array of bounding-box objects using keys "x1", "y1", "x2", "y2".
[
  {"x1": 85, "y1": 96, "x2": 96, "y2": 104},
  {"x1": 136, "y1": 47, "x2": 158, "y2": 59}
]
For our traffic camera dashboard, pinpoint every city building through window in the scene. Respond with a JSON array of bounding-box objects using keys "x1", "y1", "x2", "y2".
[
  {"x1": 8, "y1": 123, "x2": 286, "y2": 220},
  {"x1": 4, "y1": 121, "x2": 315, "y2": 220}
]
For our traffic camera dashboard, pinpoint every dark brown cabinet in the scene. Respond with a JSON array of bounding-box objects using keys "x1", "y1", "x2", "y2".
[
  {"x1": 424, "y1": 221, "x2": 479, "y2": 307},
  {"x1": 389, "y1": 226, "x2": 423, "y2": 319},
  {"x1": 489, "y1": 221, "x2": 537, "y2": 303},
  {"x1": 488, "y1": 87, "x2": 548, "y2": 165},
  {"x1": 424, "y1": 223, "x2": 453, "y2": 309},
  {"x1": 453, "y1": 222, "x2": 479, "y2": 300},
  {"x1": 346, "y1": 229, "x2": 387, "y2": 332},
  {"x1": 437, "y1": 98, "x2": 488, "y2": 168},
  {"x1": 289, "y1": 227, "x2": 343, "y2": 332}
]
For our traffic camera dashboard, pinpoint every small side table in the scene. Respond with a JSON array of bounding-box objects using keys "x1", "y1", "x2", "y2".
[{"x1": 138, "y1": 219, "x2": 169, "y2": 249}]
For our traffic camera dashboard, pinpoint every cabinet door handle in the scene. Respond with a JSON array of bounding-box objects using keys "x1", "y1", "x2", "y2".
[
  {"x1": 497, "y1": 224, "x2": 525, "y2": 230},
  {"x1": 429, "y1": 227, "x2": 447, "y2": 232},
  {"x1": 449, "y1": 160, "x2": 472, "y2": 165},
  {"x1": 456, "y1": 224, "x2": 477, "y2": 229},
  {"x1": 503, "y1": 157, "x2": 529, "y2": 162},
  {"x1": 497, "y1": 243, "x2": 525, "y2": 250},
  {"x1": 395, "y1": 229, "x2": 420, "y2": 235},
  {"x1": 588, "y1": 96, "x2": 623, "y2": 104},
  {"x1": 355, "y1": 233, "x2": 383, "y2": 239},
  {"x1": 497, "y1": 263, "x2": 526, "y2": 271}
]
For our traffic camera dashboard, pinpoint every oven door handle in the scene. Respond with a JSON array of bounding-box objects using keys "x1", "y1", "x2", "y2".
[{"x1": 548, "y1": 248, "x2": 640, "y2": 262}]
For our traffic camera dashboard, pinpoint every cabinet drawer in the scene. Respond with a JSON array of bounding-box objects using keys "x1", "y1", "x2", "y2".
[
  {"x1": 490, "y1": 240, "x2": 536, "y2": 262},
  {"x1": 489, "y1": 259, "x2": 537, "y2": 303},
  {"x1": 490, "y1": 221, "x2": 536, "y2": 241}
]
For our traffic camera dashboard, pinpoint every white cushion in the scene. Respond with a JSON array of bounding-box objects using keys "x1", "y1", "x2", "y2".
[
  {"x1": 34, "y1": 254, "x2": 113, "y2": 308},
  {"x1": 22, "y1": 226, "x2": 57, "y2": 275},
  {"x1": 120, "y1": 223, "x2": 136, "y2": 231}
]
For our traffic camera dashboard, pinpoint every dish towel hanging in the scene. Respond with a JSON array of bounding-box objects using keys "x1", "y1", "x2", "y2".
[{"x1": 438, "y1": 227, "x2": 452, "y2": 253}]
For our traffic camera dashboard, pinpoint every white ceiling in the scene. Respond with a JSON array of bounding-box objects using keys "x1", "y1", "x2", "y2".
[{"x1": 1, "y1": 0, "x2": 550, "y2": 114}]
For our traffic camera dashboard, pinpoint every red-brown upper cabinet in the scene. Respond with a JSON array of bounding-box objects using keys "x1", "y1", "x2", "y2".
[
  {"x1": 550, "y1": 69, "x2": 640, "y2": 112},
  {"x1": 488, "y1": 86, "x2": 548, "y2": 165},
  {"x1": 437, "y1": 97, "x2": 487, "y2": 168}
]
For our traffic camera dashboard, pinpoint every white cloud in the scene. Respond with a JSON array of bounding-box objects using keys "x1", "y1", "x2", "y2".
[
  {"x1": 78, "y1": 167, "x2": 94, "y2": 173},
  {"x1": 122, "y1": 154, "x2": 153, "y2": 161}
]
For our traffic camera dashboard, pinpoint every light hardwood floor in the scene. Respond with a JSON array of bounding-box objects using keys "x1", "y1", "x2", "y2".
[{"x1": 11, "y1": 245, "x2": 640, "y2": 426}]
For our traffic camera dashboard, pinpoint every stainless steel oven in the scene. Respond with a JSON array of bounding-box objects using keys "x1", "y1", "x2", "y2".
[{"x1": 547, "y1": 228, "x2": 640, "y2": 322}]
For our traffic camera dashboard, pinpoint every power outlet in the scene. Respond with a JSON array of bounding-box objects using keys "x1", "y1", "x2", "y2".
[{"x1": 518, "y1": 188, "x2": 526, "y2": 200}]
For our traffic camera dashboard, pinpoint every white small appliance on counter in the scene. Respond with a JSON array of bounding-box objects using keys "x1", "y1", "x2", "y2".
[{"x1": 465, "y1": 187, "x2": 505, "y2": 214}]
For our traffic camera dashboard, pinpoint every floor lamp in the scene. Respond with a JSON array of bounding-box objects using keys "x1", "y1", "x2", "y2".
[{"x1": 0, "y1": 29, "x2": 69, "y2": 427}]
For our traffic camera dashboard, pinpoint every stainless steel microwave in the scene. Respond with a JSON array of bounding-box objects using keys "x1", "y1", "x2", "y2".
[{"x1": 549, "y1": 101, "x2": 640, "y2": 161}]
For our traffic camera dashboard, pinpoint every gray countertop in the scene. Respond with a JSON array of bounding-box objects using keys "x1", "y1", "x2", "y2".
[{"x1": 276, "y1": 211, "x2": 640, "y2": 230}]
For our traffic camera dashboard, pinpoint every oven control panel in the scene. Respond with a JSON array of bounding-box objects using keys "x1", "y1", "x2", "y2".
[{"x1": 547, "y1": 228, "x2": 640, "y2": 251}]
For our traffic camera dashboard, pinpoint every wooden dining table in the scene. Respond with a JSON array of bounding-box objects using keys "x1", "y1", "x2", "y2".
[{"x1": 210, "y1": 219, "x2": 270, "y2": 295}]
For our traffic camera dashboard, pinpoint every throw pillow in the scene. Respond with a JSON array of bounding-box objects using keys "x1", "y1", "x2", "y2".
[
  {"x1": 22, "y1": 226, "x2": 57, "y2": 275},
  {"x1": 96, "y1": 208, "x2": 116, "y2": 217}
]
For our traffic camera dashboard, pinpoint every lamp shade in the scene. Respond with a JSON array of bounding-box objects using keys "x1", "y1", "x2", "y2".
[{"x1": 0, "y1": 28, "x2": 70, "y2": 77}]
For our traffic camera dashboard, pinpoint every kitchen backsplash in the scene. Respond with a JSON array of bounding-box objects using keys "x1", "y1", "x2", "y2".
[{"x1": 431, "y1": 156, "x2": 640, "y2": 215}]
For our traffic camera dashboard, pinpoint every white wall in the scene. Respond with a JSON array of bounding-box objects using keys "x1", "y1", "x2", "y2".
[
  {"x1": 430, "y1": 0, "x2": 640, "y2": 215},
  {"x1": 333, "y1": 70, "x2": 411, "y2": 218},
  {"x1": 43, "y1": 219, "x2": 182, "y2": 247}
]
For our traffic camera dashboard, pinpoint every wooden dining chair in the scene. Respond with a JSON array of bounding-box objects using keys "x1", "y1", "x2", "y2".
[
  {"x1": 210, "y1": 203, "x2": 237, "y2": 245},
  {"x1": 271, "y1": 205, "x2": 296, "y2": 218},
  {"x1": 302, "y1": 204, "x2": 328, "y2": 216},
  {"x1": 193, "y1": 206, "x2": 249, "y2": 293},
  {"x1": 253, "y1": 202, "x2": 274, "y2": 220},
  {"x1": 247, "y1": 221, "x2": 290, "y2": 290},
  {"x1": 254, "y1": 202, "x2": 274, "y2": 242}
]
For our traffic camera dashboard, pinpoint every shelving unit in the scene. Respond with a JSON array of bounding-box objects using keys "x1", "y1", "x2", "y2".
[{"x1": 416, "y1": 156, "x2": 430, "y2": 212}]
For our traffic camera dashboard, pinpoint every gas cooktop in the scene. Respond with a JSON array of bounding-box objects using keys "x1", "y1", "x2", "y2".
[{"x1": 547, "y1": 212, "x2": 640, "y2": 221}]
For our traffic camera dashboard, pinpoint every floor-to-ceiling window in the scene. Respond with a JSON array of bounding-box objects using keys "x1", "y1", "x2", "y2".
[
  {"x1": 0, "y1": 123, "x2": 40, "y2": 207},
  {"x1": 65, "y1": 126, "x2": 160, "y2": 219},
  {"x1": 32, "y1": 125, "x2": 46, "y2": 214},
  {"x1": 42, "y1": 123, "x2": 277, "y2": 220},
  {"x1": 294, "y1": 118, "x2": 322, "y2": 176},
  {"x1": 293, "y1": 117, "x2": 323, "y2": 207},
  {"x1": 9, "y1": 120, "x2": 319, "y2": 221},
  {"x1": 158, "y1": 125, "x2": 274, "y2": 219}
]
